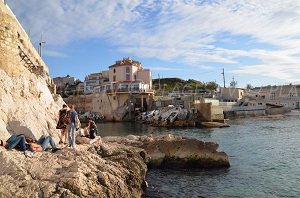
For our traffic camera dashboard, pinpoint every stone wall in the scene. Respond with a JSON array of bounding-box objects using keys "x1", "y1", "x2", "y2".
[
  {"x1": 195, "y1": 103, "x2": 212, "y2": 122},
  {"x1": 0, "y1": 1, "x2": 63, "y2": 140}
]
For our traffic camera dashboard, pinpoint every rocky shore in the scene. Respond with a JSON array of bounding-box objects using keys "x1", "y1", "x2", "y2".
[
  {"x1": 104, "y1": 134, "x2": 230, "y2": 169},
  {"x1": 0, "y1": 135, "x2": 230, "y2": 197},
  {"x1": 0, "y1": 141, "x2": 148, "y2": 198}
]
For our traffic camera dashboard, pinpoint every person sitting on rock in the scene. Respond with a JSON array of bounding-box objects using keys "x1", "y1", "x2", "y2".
[
  {"x1": 29, "y1": 135, "x2": 61, "y2": 153},
  {"x1": 83, "y1": 122, "x2": 90, "y2": 137},
  {"x1": 88, "y1": 120, "x2": 102, "y2": 143},
  {"x1": 0, "y1": 134, "x2": 27, "y2": 151}
]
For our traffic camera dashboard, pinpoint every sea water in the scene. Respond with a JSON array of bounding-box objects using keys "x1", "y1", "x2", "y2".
[{"x1": 97, "y1": 116, "x2": 300, "y2": 197}]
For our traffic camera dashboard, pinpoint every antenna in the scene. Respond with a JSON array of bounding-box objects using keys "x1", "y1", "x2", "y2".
[{"x1": 221, "y1": 68, "x2": 226, "y2": 88}]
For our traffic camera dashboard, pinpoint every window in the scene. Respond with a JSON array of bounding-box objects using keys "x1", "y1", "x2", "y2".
[
  {"x1": 113, "y1": 68, "x2": 116, "y2": 73},
  {"x1": 134, "y1": 75, "x2": 136, "y2": 81},
  {"x1": 126, "y1": 67, "x2": 130, "y2": 73},
  {"x1": 270, "y1": 93, "x2": 275, "y2": 100},
  {"x1": 113, "y1": 75, "x2": 116, "y2": 82},
  {"x1": 289, "y1": 93, "x2": 296, "y2": 98},
  {"x1": 126, "y1": 74, "x2": 130, "y2": 81}
]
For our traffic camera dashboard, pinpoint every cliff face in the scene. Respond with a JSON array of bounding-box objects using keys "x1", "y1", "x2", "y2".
[{"x1": 0, "y1": 1, "x2": 63, "y2": 140}]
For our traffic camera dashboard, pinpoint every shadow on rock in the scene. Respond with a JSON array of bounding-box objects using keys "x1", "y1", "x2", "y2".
[{"x1": 6, "y1": 120, "x2": 35, "y2": 138}]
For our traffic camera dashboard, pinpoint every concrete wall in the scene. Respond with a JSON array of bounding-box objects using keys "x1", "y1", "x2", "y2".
[
  {"x1": 266, "y1": 107, "x2": 291, "y2": 115},
  {"x1": 224, "y1": 110, "x2": 265, "y2": 119},
  {"x1": 211, "y1": 106, "x2": 224, "y2": 121},
  {"x1": 64, "y1": 94, "x2": 93, "y2": 113},
  {"x1": 219, "y1": 87, "x2": 244, "y2": 102},
  {"x1": 137, "y1": 69, "x2": 152, "y2": 88},
  {"x1": 195, "y1": 103, "x2": 212, "y2": 122},
  {"x1": 92, "y1": 92, "x2": 128, "y2": 120}
]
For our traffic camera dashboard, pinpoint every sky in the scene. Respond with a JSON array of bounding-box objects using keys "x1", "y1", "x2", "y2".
[{"x1": 6, "y1": 0, "x2": 300, "y2": 88}]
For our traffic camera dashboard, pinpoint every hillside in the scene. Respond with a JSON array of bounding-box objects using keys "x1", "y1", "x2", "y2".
[{"x1": 152, "y1": 78, "x2": 218, "y2": 93}]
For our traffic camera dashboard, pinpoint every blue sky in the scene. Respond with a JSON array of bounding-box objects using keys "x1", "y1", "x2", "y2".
[{"x1": 7, "y1": 0, "x2": 300, "y2": 87}]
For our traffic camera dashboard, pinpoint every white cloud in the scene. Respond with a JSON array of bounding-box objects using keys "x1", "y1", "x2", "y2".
[
  {"x1": 150, "y1": 67, "x2": 183, "y2": 71},
  {"x1": 43, "y1": 50, "x2": 69, "y2": 58},
  {"x1": 7, "y1": 0, "x2": 300, "y2": 83}
]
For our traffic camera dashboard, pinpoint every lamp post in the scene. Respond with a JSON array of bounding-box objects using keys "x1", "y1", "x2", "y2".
[{"x1": 38, "y1": 34, "x2": 46, "y2": 58}]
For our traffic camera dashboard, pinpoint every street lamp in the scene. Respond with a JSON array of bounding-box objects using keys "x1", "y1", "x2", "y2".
[{"x1": 38, "y1": 34, "x2": 46, "y2": 58}]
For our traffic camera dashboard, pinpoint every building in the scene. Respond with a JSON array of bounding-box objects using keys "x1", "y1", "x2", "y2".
[
  {"x1": 108, "y1": 57, "x2": 152, "y2": 87},
  {"x1": 247, "y1": 84, "x2": 300, "y2": 109},
  {"x1": 63, "y1": 80, "x2": 84, "y2": 97},
  {"x1": 53, "y1": 75, "x2": 75, "y2": 95},
  {"x1": 218, "y1": 87, "x2": 245, "y2": 102},
  {"x1": 84, "y1": 72, "x2": 109, "y2": 94},
  {"x1": 92, "y1": 57, "x2": 154, "y2": 121}
]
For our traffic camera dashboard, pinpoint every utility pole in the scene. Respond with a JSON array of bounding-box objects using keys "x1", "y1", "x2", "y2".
[
  {"x1": 158, "y1": 74, "x2": 161, "y2": 93},
  {"x1": 221, "y1": 68, "x2": 226, "y2": 88},
  {"x1": 38, "y1": 34, "x2": 46, "y2": 58}
]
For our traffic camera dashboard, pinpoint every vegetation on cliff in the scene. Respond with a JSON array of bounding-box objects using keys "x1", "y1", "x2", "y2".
[{"x1": 152, "y1": 78, "x2": 218, "y2": 94}]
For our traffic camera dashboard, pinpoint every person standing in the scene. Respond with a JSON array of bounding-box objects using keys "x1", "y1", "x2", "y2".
[
  {"x1": 56, "y1": 104, "x2": 69, "y2": 144},
  {"x1": 68, "y1": 104, "x2": 78, "y2": 149}
]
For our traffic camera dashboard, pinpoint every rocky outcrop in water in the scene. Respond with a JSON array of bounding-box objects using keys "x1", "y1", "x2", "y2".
[
  {"x1": 104, "y1": 134, "x2": 230, "y2": 169},
  {"x1": 0, "y1": 141, "x2": 148, "y2": 198}
]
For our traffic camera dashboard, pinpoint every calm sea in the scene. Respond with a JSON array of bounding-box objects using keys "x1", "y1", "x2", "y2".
[{"x1": 97, "y1": 116, "x2": 300, "y2": 198}]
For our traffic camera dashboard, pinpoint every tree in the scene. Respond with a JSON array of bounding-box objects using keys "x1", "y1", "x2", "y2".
[
  {"x1": 205, "y1": 81, "x2": 218, "y2": 90},
  {"x1": 246, "y1": 84, "x2": 253, "y2": 89}
]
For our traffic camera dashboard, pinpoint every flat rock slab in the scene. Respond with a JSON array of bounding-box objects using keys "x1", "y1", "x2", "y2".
[
  {"x1": 104, "y1": 134, "x2": 230, "y2": 169},
  {"x1": 201, "y1": 122, "x2": 230, "y2": 128}
]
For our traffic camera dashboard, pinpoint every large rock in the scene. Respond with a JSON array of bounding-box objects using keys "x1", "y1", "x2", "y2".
[
  {"x1": 0, "y1": 141, "x2": 148, "y2": 198},
  {"x1": 104, "y1": 134, "x2": 230, "y2": 169}
]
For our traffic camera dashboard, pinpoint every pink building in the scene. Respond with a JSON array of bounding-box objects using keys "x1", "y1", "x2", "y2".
[{"x1": 93, "y1": 57, "x2": 154, "y2": 121}]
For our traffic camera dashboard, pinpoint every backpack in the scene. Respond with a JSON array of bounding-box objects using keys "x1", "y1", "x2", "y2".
[
  {"x1": 63, "y1": 111, "x2": 71, "y2": 124},
  {"x1": 76, "y1": 115, "x2": 81, "y2": 129}
]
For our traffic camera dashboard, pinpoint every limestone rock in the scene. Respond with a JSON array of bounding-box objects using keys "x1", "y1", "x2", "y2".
[
  {"x1": 0, "y1": 141, "x2": 148, "y2": 198},
  {"x1": 0, "y1": 2, "x2": 64, "y2": 141},
  {"x1": 103, "y1": 134, "x2": 230, "y2": 169}
]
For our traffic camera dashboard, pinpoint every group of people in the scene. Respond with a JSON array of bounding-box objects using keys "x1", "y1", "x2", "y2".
[
  {"x1": 0, "y1": 134, "x2": 60, "y2": 155},
  {"x1": 0, "y1": 103, "x2": 101, "y2": 156},
  {"x1": 56, "y1": 104, "x2": 79, "y2": 149},
  {"x1": 56, "y1": 104, "x2": 101, "y2": 149}
]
